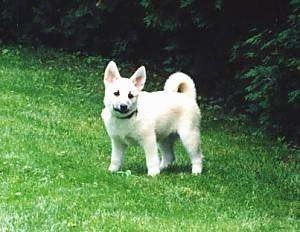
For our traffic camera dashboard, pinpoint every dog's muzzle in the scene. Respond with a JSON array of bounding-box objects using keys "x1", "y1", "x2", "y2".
[
  {"x1": 114, "y1": 104, "x2": 129, "y2": 114},
  {"x1": 113, "y1": 105, "x2": 137, "y2": 119}
]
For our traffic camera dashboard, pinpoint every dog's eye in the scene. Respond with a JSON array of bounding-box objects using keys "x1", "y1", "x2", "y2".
[
  {"x1": 114, "y1": 91, "x2": 120, "y2": 96},
  {"x1": 128, "y1": 92, "x2": 134, "y2": 99}
]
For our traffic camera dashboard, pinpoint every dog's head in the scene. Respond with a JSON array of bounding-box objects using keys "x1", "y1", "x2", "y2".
[{"x1": 103, "y1": 61, "x2": 146, "y2": 118}]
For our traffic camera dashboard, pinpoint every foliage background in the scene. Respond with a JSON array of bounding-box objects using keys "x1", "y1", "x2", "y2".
[{"x1": 1, "y1": 0, "x2": 299, "y2": 143}]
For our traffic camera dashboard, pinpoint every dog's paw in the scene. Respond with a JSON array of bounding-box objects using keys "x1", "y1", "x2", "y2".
[
  {"x1": 108, "y1": 164, "x2": 120, "y2": 172},
  {"x1": 192, "y1": 164, "x2": 202, "y2": 175},
  {"x1": 147, "y1": 167, "x2": 160, "y2": 177},
  {"x1": 159, "y1": 163, "x2": 168, "y2": 170},
  {"x1": 160, "y1": 160, "x2": 173, "y2": 170}
]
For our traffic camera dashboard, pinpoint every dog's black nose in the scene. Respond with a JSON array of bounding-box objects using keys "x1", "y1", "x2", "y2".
[{"x1": 120, "y1": 104, "x2": 128, "y2": 112}]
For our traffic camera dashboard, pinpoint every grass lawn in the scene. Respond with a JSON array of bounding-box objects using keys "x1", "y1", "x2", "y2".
[{"x1": 0, "y1": 46, "x2": 298, "y2": 231}]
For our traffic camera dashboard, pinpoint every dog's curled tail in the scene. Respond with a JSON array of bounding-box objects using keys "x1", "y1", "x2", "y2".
[{"x1": 164, "y1": 72, "x2": 196, "y2": 99}]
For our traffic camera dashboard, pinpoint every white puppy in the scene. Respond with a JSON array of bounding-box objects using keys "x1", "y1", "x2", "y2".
[{"x1": 101, "y1": 61, "x2": 203, "y2": 176}]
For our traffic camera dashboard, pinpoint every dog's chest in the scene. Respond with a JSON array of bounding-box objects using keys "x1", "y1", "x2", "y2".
[{"x1": 105, "y1": 117, "x2": 141, "y2": 146}]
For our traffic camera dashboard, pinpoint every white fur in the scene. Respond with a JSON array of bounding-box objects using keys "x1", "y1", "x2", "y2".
[
  {"x1": 164, "y1": 72, "x2": 197, "y2": 99},
  {"x1": 101, "y1": 61, "x2": 203, "y2": 176}
]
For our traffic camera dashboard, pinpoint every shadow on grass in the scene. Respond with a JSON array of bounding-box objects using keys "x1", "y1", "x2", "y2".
[{"x1": 127, "y1": 162, "x2": 208, "y2": 176}]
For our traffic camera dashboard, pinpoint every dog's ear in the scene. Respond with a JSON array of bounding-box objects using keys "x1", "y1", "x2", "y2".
[
  {"x1": 104, "y1": 61, "x2": 120, "y2": 85},
  {"x1": 130, "y1": 66, "x2": 146, "y2": 91}
]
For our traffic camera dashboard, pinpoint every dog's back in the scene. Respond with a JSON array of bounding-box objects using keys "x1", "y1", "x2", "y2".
[{"x1": 136, "y1": 72, "x2": 200, "y2": 140}]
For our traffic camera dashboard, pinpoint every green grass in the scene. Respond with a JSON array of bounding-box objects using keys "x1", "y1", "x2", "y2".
[{"x1": 0, "y1": 46, "x2": 298, "y2": 231}]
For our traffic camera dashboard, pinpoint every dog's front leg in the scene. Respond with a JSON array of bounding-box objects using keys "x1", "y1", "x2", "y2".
[
  {"x1": 142, "y1": 134, "x2": 160, "y2": 176},
  {"x1": 108, "y1": 138, "x2": 125, "y2": 172}
]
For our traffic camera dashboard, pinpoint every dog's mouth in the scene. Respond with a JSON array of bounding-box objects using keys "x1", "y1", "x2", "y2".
[{"x1": 113, "y1": 107, "x2": 129, "y2": 114}]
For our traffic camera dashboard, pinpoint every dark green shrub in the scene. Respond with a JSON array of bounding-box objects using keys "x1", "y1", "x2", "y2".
[
  {"x1": 139, "y1": 0, "x2": 223, "y2": 94},
  {"x1": 230, "y1": 3, "x2": 299, "y2": 142}
]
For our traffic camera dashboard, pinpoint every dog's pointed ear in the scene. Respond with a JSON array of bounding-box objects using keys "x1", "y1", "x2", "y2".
[
  {"x1": 104, "y1": 61, "x2": 120, "y2": 85},
  {"x1": 130, "y1": 66, "x2": 146, "y2": 91}
]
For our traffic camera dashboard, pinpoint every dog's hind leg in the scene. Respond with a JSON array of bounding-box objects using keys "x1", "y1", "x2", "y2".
[
  {"x1": 178, "y1": 127, "x2": 203, "y2": 174},
  {"x1": 158, "y1": 135, "x2": 176, "y2": 170}
]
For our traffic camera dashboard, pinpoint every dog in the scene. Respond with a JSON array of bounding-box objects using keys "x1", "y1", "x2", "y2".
[{"x1": 101, "y1": 61, "x2": 203, "y2": 176}]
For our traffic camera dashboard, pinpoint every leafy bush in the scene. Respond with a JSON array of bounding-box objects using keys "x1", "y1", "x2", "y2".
[
  {"x1": 0, "y1": 0, "x2": 146, "y2": 57},
  {"x1": 139, "y1": 0, "x2": 224, "y2": 94},
  {"x1": 230, "y1": 3, "x2": 299, "y2": 142}
]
